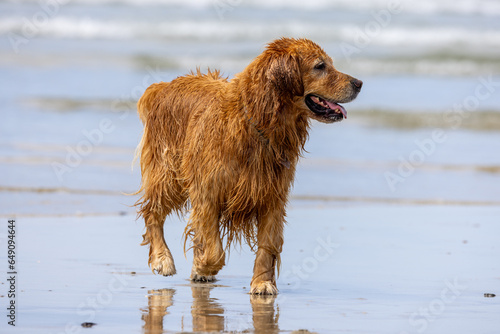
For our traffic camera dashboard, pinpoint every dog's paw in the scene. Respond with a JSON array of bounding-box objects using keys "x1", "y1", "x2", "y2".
[
  {"x1": 250, "y1": 281, "x2": 278, "y2": 295},
  {"x1": 192, "y1": 259, "x2": 223, "y2": 278},
  {"x1": 150, "y1": 252, "x2": 176, "y2": 276},
  {"x1": 190, "y1": 267, "x2": 216, "y2": 282},
  {"x1": 191, "y1": 272, "x2": 217, "y2": 282}
]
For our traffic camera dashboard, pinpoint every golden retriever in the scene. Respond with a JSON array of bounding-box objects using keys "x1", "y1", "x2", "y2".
[{"x1": 135, "y1": 37, "x2": 362, "y2": 295}]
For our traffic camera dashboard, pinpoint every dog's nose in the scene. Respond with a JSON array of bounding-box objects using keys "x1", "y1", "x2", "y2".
[{"x1": 351, "y1": 79, "x2": 363, "y2": 92}]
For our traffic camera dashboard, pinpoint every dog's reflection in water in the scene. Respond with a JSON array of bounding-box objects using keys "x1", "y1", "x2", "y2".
[
  {"x1": 191, "y1": 284, "x2": 225, "y2": 331},
  {"x1": 249, "y1": 294, "x2": 279, "y2": 334},
  {"x1": 141, "y1": 288, "x2": 175, "y2": 334},
  {"x1": 141, "y1": 284, "x2": 279, "y2": 333}
]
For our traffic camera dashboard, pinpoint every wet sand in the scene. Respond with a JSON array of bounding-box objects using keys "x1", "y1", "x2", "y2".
[{"x1": 1, "y1": 203, "x2": 499, "y2": 333}]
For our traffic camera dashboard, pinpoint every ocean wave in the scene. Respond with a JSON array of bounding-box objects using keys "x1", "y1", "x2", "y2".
[
  {"x1": 242, "y1": 0, "x2": 500, "y2": 16},
  {"x1": 11, "y1": 0, "x2": 500, "y2": 16},
  {"x1": 2, "y1": 15, "x2": 500, "y2": 50}
]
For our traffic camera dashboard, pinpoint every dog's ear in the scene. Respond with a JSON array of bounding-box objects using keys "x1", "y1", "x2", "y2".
[{"x1": 266, "y1": 52, "x2": 304, "y2": 97}]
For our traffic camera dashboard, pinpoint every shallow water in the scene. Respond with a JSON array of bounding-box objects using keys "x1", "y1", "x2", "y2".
[
  {"x1": 1, "y1": 0, "x2": 500, "y2": 333},
  {"x1": 1, "y1": 206, "x2": 499, "y2": 333}
]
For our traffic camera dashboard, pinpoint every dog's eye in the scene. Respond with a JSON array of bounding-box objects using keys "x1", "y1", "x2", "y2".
[{"x1": 314, "y1": 62, "x2": 326, "y2": 70}]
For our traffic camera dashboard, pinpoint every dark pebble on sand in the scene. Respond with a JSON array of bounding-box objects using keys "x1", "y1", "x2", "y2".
[{"x1": 81, "y1": 322, "x2": 97, "y2": 328}]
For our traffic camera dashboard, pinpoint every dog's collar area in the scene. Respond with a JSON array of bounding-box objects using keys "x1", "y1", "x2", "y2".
[
  {"x1": 242, "y1": 104, "x2": 290, "y2": 169},
  {"x1": 242, "y1": 104, "x2": 269, "y2": 145}
]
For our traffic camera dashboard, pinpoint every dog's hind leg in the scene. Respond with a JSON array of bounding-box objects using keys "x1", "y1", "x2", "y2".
[
  {"x1": 188, "y1": 203, "x2": 226, "y2": 281},
  {"x1": 141, "y1": 206, "x2": 176, "y2": 277},
  {"x1": 250, "y1": 208, "x2": 285, "y2": 295}
]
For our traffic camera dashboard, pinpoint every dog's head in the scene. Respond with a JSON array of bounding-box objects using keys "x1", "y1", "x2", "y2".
[{"x1": 264, "y1": 38, "x2": 362, "y2": 123}]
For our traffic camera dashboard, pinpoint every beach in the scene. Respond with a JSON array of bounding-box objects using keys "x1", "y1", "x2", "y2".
[{"x1": 1, "y1": 0, "x2": 500, "y2": 332}]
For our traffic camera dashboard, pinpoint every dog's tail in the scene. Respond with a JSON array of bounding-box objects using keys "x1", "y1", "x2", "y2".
[
  {"x1": 133, "y1": 80, "x2": 175, "y2": 169},
  {"x1": 132, "y1": 81, "x2": 189, "y2": 218},
  {"x1": 137, "y1": 82, "x2": 167, "y2": 123},
  {"x1": 131, "y1": 83, "x2": 163, "y2": 205},
  {"x1": 132, "y1": 83, "x2": 160, "y2": 176}
]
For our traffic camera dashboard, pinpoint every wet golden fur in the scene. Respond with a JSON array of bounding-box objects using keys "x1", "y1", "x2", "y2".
[{"x1": 135, "y1": 37, "x2": 361, "y2": 294}]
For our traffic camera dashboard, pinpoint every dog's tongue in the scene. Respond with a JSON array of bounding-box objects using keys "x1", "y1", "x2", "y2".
[{"x1": 324, "y1": 100, "x2": 347, "y2": 119}]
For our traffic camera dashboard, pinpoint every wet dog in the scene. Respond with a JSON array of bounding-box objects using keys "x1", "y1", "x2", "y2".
[{"x1": 135, "y1": 37, "x2": 362, "y2": 294}]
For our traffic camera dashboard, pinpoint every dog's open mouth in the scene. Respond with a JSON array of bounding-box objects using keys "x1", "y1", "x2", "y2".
[{"x1": 305, "y1": 94, "x2": 347, "y2": 122}]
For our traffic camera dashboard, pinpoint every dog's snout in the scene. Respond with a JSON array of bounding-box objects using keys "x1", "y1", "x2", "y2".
[{"x1": 351, "y1": 79, "x2": 363, "y2": 92}]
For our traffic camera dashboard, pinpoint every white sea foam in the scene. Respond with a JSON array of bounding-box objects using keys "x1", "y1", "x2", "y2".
[
  {"x1": 14, "y1": 0, "x2": 500, "y2": 16},
  {"x1": 8, "y1": 0, "x2": 500, "y2": 16},
  {"x1": 1, "y1": 0, "x2": 498, "y2": 77},
  {"x1": 250, "y1": 0, "x2": 500, "y2": 16},
  {"x1": 2, "y1": 15, "x2": 500, "y2": 50}
]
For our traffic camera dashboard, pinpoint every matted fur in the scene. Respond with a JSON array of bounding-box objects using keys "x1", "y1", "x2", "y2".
[{"x1": 135, "y1": 37, "x2": 362, "y2": 294}]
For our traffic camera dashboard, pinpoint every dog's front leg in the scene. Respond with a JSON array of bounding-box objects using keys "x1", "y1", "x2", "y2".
[{"x1": 250, "y1": 209, "x2": 284, "y2": 295}]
